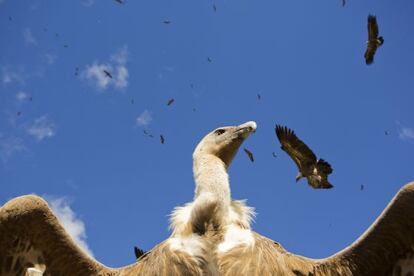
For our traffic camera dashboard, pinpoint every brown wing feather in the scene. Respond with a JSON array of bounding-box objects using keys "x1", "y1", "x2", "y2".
[
  {"x1": 0, "y1": 195, "x2": 207, "y2": 276},
  {"x1": 0, "y1": 195, "x2": 113, "y2": 275},
  {"x1": 365, "y1": 43, "x2": 378, "y2": 65},
  {"x1": 314, "y1": 182, "x2": 414, "y2": 275},
  {"x1": 217, "y1": 232, "x2": 315, "y2": 275},
  {"x1": 368, "y1": 15, "x2": 379, "y2": 41},
  {"x1": 275, "y1": 125, "x2": 317, "y2": 172}
]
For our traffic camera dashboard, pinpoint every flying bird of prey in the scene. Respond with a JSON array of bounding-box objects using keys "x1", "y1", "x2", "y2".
[
  {"x1": 244, "y1": 148, "x2": 254, "y2": 162},
  {"x1": 163, "y1": 20, "x2": 171, "y2": 24},
  {"x1": 167, "y1": 98, "x2": 175, "y2": 106},
  {"x1": 134, "y1": 246, "x2": 145, "y2": 259},
  {"x1": 275, "y1": 125, "x2": 333, "y2": 189},
  {"x1": 364, "y1": 15, "x2": 384, "y2": 65},
  {"x1": 103, "y1": 70, "x2": 113, "y2": 79},
  {"x1": 160, "y1": 135, "x2": 165, "y2": 144}
]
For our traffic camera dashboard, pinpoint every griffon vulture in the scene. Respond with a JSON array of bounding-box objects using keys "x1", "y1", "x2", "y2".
[
  {"x1": 275, "y1": 125, "x2": 333, "y2": 189},
  {"x1": 2, "y1": 121, "x2": 414, "y2": 276},
  {"x1": 364, "y1": 15, "x2": 384, "y2": 65}
]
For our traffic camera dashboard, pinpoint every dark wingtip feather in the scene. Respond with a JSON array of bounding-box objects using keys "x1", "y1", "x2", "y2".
[{"x1": 368, "y1": 14, "x2": 376, "y2": 22}]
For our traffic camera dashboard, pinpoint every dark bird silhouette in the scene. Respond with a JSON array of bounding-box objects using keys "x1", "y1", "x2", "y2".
[
  {"x1": 385, "y1": 130, "x2": 389, "y2": 136},
  {"x1": 361, "y1": 184, "x2": 364, "y2": 191},
  {"x1": 364, "y1": 15, "x2": 384, "y2": 65},
  {"x1": 103, "y1": 70, "x2": 113, "y2": 79},
  {"x1": 244, "y1": 148, "x2": 254, "y2": 162},
  {"x1": 207, "y1": 57, "x2": 212, "y2": 63},
  {"x1": 272, "y1": 152, "x2": 277, "y2": 158},
  {"x1": 257, "y1": 94, "x2": 261, "y2": 100},
  {"x1": 275, "y1": 125, "x2": 333, "y2": 189},
  {"x1": 213, "y1": 4, "x2": 217, "y2": 12},
  {"x1": 342, "y1": 0, "x2": 346, "y2": 7},
  {"x1": 160, "y1": 135, "x2": 165, "y2": 144},
  {"x1": 167, "y1": 98, "x2": 175, "y2": 106},
  {"x1": 163, "y1": 20, "x2": 171, "y2": 24},
  {"x1": 114, "y1": 0, "x2": 124, "y2": 4},
  {"x1": 134, "y1": 246, "x2": 145, "y2": 259}
]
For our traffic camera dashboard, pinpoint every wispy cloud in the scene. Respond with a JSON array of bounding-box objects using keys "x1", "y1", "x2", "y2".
[
  {"x1": 1, "y1": 67, "x2": 25, "y2": 85},
  {"x1": 0, "y1": 135, "x2": 26, "y2": 163},
  {"x1": 23, "y1": 28, "x2": 37, "y2": 46},
  {"x1": 82, "y1": 46, "x2": 129, "y2": 91},
  {"x1": 399, "y1": 126, "x2": 414, "y2": 141},
  {"x1": 136, "y1": 110, "x2": 152, "y2": 126},
  {"x1": 47, "y1": 197, "x2": 94, "y2": 257},
  {"x1": 82, "y1": 0, "x2": 94, "y2": 7},
  {"x1": 16, "y1": 91, "x2": 28, "y2": 101},
  {"x1": 43, "y1": 53, "x2": 57, "y2": 65},
  {"x1": 26, "y1": 115, "x2": 56, "y2": 141}
]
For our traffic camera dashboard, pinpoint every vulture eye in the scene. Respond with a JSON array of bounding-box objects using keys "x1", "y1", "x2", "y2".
[{"x1": 215, "y1": 129, "x2": 226, "y2": 135}]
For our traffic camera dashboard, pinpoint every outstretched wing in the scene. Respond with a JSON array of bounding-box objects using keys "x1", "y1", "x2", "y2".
[
  {"x1": 0, "y1": 195, "x2": 115, "y2": 275},
  {"x1": 218, "y1": 182, "x2": 414, "y2": 275},
  {"x1": 367, "y1": 15, "x2": 379, "y2": 41},
  {"x1": 0, "y1": 195, "x2": 208, "y2": 276},
  {"x1": 275, "y1": 125, "x2": 317, "y2": 173},
  {"x1": 365, "y1": 15, "x2": 379, "y2": 65},
  {"x1": 365, "y1": 42, "x2": 378, "y2": 65},
  {"x1": 314, "y1": 182, "x2": 414, "y2": 275}
]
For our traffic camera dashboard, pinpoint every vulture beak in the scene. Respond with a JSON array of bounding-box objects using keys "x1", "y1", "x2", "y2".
[{"x1": 234, "y1": 121, "x2": 257, "y2": 139}]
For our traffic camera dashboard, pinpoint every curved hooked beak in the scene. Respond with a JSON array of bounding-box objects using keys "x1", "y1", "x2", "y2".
[{"x1": 233, "y1": 121, "x2": 257, "y2": 139}]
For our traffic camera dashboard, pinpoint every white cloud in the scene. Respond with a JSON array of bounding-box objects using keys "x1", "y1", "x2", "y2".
[
  {"x1": 0, "y1": 135, "x2": 26, "y2": 162},
  {"x1": 43, "y1": 53, "x2": 57, "y2": 65},
  {"x1": 23, "y1": 28, "x2": 37, "y2": 46},
  {"x1": 1, "y1": 67, "x2": 25, "y2": 85},
  {"x1": 48, "y1": 197, "x2": 94, "y2": 257},
  {"x1": 82, "y1": 63, "x2": 112, "y2": 90},
  {"x1": 82, "y1": 0, "x2": 94, "y2": 7},
  {"x1": 399, "y1": 127, "x2": 414, "y2": 141},
  {"x1": 16, "y1": 91, "x2": 28, "y2": 101},
  {"x1": 82, "y1": 46, "x2": 129, "y2": 91},
  {"x1": 27, "y1": 115, "x2": 56, "y2": 141},
  {"x1": 136, "y1": 110, "x2": 152, "y2": 126}
]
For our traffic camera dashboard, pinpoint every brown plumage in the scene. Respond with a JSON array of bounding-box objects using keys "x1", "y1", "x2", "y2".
[
  {"x1": 275, "y1": 125, "x2": 333, "y2": 189},
  {"x1": 243, "y1": 148, "x2": 254, "y2": 162},
  {"x1": 364, "y1": 15, "x2": 384, "y2": 65},
  {"x1": 0, "y1": 195, "x2": 212, "y2": 275}
]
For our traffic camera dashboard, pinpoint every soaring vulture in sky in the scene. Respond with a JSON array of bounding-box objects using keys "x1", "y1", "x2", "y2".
[
  {"x1": 1, "y1": 121, "x2": 414, "y2": 275},
  {"x1": 364, "y1": 15, "x2": 384, "y2": 65},
  {"x1": 275, "y1": 125, "x2": 333, "y2": 189}
]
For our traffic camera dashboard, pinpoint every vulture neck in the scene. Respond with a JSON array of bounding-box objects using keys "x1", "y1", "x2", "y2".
[{"x1": 193, "y1": 154, "x2": 231, "y2": 215}]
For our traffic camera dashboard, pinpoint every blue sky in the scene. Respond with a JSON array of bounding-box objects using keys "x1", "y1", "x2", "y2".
[{"x1": 1, "y1": 0, "x2": 413, "y2": 268}]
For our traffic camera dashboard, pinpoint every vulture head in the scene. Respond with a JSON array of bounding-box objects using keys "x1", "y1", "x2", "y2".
[{"x1": 193, "y1": 121, "x2": 257, "y2": 168}]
